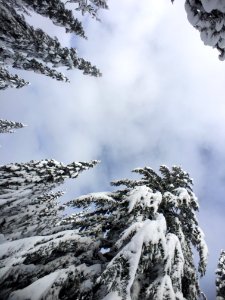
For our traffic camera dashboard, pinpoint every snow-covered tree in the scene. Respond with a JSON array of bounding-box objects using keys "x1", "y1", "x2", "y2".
[
  {"x1": 184, "y1": 0, "x2": 225, "y2": 60},
  {"x1": 0, "y1": 229, "x2": 100, "y2": 300},
  {"x1": 216, "y1": 250, "x2": 225, "y2": 300},
  {"x1": 0, "y1": 0, "x2": 108, "y2": 90},
  {"x1": 0, "y1": 159, "x2": 99, "y2": 300},
  {"x1": 67, "y1": 0, "x2": 108, "y2": 20},
  {"x1": 61, "y1": 165, "x2": 208, "y2": 300},
  {"x1": 0, "y1": 159, "x2": 98, "y2": 240},
  {"x1": 0, "y1": 119, "x2": 25, "y2": 134},
  {"x1": 0, "y1": 67, "x2": 29, "y2": 90}
]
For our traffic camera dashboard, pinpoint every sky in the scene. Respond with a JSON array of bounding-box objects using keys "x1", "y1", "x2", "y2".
[{"x1": 1, "y1": 0, "x2": 225, "y2": 297}]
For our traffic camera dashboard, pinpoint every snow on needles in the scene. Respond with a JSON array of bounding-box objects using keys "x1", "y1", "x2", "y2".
[
  {"x1": 185, "y1": 0, "x2": 225, "y2": 60},
  {"x1": 201, "y1": 0, "x2": 225, "y2": 13},
  {"x1": 100, "y1": 214, "x2": 184, "y2": 300},
  {"x1": 127, "y1": 185, "x2": 162, "y2": 214}
]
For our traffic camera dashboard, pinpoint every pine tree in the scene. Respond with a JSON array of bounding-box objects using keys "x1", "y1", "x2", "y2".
[
  {"x1": 0, "y1": 159, "x2": 99, "y2": 240},
  {"x1": 0, "y1": 67, "x2": 29, "y2": 90},
  {"x1": 0, "y1": 119, "x2": 25, "y2": 134},
  {"x1": 21, "y1": 0, "x2": 108, "y2": 24},
  {"x1": 0, "y1": 228, "x2": 100, "y2": 300},
  {"x1": 61, "y1": 165, "x2": 208, "y2": 300},
  {"x1": 0, "y1": 0, "x2": 108, "y2": 90},
  {"x1": 68, "y1": 0, "x2": 108, "y2": 20},
  {"x1": 184, "y1": 0, "x2": 225, "y2": 60},
  {"x1": 216, "y1": 250, "x2": 225, "y2": 300},
  {"x1": 0, "y1": 159, "x2": 99, "y2": 300}
]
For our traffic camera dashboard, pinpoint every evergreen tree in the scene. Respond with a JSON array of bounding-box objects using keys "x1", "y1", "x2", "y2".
[
  {"x1": 61, "y1": 165, "x2": 208, "y2": 300},
  {"x1": 0, "y1": 159, "x2": 99, "y2": 300},
  {"x1": 0, "y1": 228, "x2": 100, "y2": 300},
  {"x1": 21, "y1": 0, "x2": 108, "y2": 23},
  {"x1": 0, "y1": 0, "x2": 108, "y2": 89},
  {"x1": 68, "y1": 0, "x2": 108, "y2": 20},
  {"x1": 0, "y1": 119, "x2": 25, "y2": 134},
  {"x1": 0, "y1": 159, "x2": 98, "y2": 240},
  {"x1": 216, "y1": 250, "x2": 225, "y2": 300},
  {"x1": 0, "y1": 67, "x2": 29, "y2": 90},
  {"x1": 184, "y1": 0, "x2": 225, "y2": 60}
]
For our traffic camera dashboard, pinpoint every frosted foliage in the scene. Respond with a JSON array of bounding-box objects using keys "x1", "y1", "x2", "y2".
[
  {"x1": 70, "y1": 192, "x2": 115, "y2": 208},
  {"x1": 201, "y1": 0, "x2": 225, "y2": 13},
  {"x1": 0, "y1": 119, "x2": 25, "y2": 134},
  {"x1": 0, "y1": 159, "x2": 99, "y2": 300},
  {"x1": 0, "y1": 67, "x2": 29, "y2": 90},
  {"x1": 0, "y1": 0, "x2": 106, "y2": 89},
  {"x1": 9, "y1": 270, "x2": 65, "y2": 300},
  {"x1": 0, "y1": 231, "x2": 101, "y2": 300},
  {"x1": 127, "y1": 186, "x2": 162, "y2": 214},
  {"x1": 164, "y1": 188, "x2": 207, "y2": 272},
  {"x1": 67, "y1": 0, "x2": 108, "y2": 20},
  {"x1": 216, "y1": 250, "x2": 225, "y2": 300},
  {"x1": 0, "y1": 159, "x2": 98, "y2": 240},
  {"x1": 99, "y1": 215, "x2": 184, "y2": 300},
  {"x1": 0, "y1": 164, "x2": 206, "y2": 299},
  {"x1": 63, "y1": 166, "x2": 207, "y2": 300},
  {"x1": 17, "y1": 0, "x2": 86, "y2": 37},
  {"x1": 9, "y1": 263, "x2": 101, "y2": 300},
  {"x1": 185, "y1": 0, "x2": 225, "y2": 60}
]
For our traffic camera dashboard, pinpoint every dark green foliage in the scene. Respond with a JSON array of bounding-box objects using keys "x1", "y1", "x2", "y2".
[
  {"x1": 0, "y1": 0, "x2": 108, "y2": 89},
  {"x1": 61, "y1": 165, "x2": 207, "y2": 300},
  {"x1": 0, "y1": 119, "x2": 25, "y2": 133},
  {"x1": 0, "y1": 67, "x2": 29, "y2": 90},
  {"x1": 185, "y1": 0, "x2": 225, "y2": 61},
  {"x1": 0, "y1": 159, "x2": 99, "y2": 240},
  {"x1": 216, "y1": 250, "x2": 225, "y2": 300},
  {"x1": 0, "y1": 159, "x2": 99, "y2": 300}
]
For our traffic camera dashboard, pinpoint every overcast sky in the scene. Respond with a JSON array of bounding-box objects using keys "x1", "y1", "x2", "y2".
[{"x1": 1, "y1": 0, "x2": 225, "y2": 297}]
